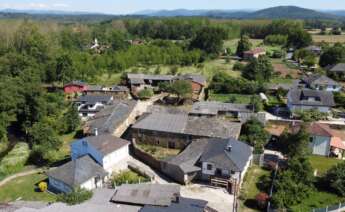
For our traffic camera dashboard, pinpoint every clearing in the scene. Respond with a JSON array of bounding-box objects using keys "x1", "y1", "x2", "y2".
[
  {"x1": 309, "y1": 155, "x2": 343, "y2": 176},
  {"x1": 208, "y1": 92, "x2": 253, "y2": 104},
  {"x1": 0, "y1": 173, "x2": 56, "y2": 203},
  {"x1": 136, "y1": 144, "x2": 181, "y2": 161}
]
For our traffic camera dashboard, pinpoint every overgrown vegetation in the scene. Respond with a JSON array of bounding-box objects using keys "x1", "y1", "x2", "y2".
[
  {"x1": 57, "y1": 188, "x2": 93, "y2": 205},
  {"x1": 0, "y1": 142, "x2": 30, "y2": 177},
  {"x1": 111, "y1": 170, "x2": 150, "y2": 187}
]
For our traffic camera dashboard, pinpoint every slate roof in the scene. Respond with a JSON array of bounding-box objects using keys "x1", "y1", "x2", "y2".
[
  {"x1": 238, "y1": 112, "x2": 267, "y2": 125},
  {"x1": 127, "y1": 73, "x2": 174, "y2": 85},
  {"x1": 85, "y1": 100, "x2": 137, "y2": 135},
  {"x1": 140, "y1": 197, "x2": 208, "y2": 212},
  {"x1": 86, "y1": 85, "x2": 129, "y2": 92},
  {"x1": 288, "y1": 89, "x2": 335, "y2": 107},
  {"x1": 165, "y1": 139, "x2": 210, "y2": 173},
  {"x1": 190, "y1": 101, "x2": 252, "y2": 116},
  {"x1": 79, "y1": 134, "x2": 130, "y2": 156},
  {"x1": 132, "y1": 113, "x2": 242, "y2": 139},
  {"x1": 199, "y1": 138, "x2": 253, "y2": 172},
  {"x1": 111, "y1": 184, "x2": 180, "y2": 207},
  {"x1": 330, "y1": 63, "x2": 345, "y2": 73},
  {"x1": 47, "y1": 155, "x2": 107, "y2": 188},
  {"x1": 305, "y1": 45, "x2": 321, "y2": 52},
  {"x1": 302, "y1": 74, "x2": 339, "y2": 86},
  {"x1": 174, "y1": 74, "x2": 207, "y2": 86},
  {"x1": 75, "y1": 95, "x2": 113, "y2": 104}
]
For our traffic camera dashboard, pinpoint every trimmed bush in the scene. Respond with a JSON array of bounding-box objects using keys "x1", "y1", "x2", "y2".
[
  {"x1": 38, "y1": 181, "x2": 48, "y2": 192},
  {"x1": 57, "y1": 188, "x2": 93, "y2": 205},
  {"x1": 0, "y1": 142, "x2": 30, "y2": 175}
]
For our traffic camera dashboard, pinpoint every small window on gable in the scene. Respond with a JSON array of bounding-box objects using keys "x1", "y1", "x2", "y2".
[{"x1": 207, "y1": 164, "x2": 213, "y2": 170}]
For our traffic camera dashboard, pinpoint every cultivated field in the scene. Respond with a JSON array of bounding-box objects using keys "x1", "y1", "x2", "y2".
[{"x1": 312, "y1": 34, "x2": 345, "y2": 43}]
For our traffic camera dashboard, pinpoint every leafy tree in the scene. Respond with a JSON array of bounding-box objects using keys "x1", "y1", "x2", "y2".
[
  {"x1": 169, "y1": 80, "x2": 193, "y2": 102},
  {"x1": 319, "y1": 44, "x2": 345, "y2": 67},
  {"x1": 240, "y1": 118, "x2": 269, "y2": 153},
  {"x1": 287, "y1": 29, "x2": 312, "y2": 49},
  {"x1": 236, "y1": 34, "x2": 252, "y2": 57},
  {"x1": 324, "y1": 162, "x2": 345, "y2": 196},
  {"x1": 56, "y1": 52, "x2": 75, "y2": 83},
  {"x1": 62, "y1": 105, "x2": 80, "y2": 133},
  {"x1": 278, "y1": 125, "x2": 311, "y2": 158},
  {"x1": 29, "y1": 120, "x2": 62, "y2": 163},
  {"x1": 242, "y1": 55, "x2": 273, "y2": 82},
  {"x1": 295, "y1": 109, "x2": 328, "y2": 122},
  {"x1": 190, "y1": 27, "x2": 227, "y2": 55},
  {"x1": 250, "y1": 95, "x2": 264, "y2": 112},
  {"x1": 272, "y1": 157, "x2": 314, "y2": 209},
  {"x1": 264, "y1": 34, "x2": 288, "y2": 46}
]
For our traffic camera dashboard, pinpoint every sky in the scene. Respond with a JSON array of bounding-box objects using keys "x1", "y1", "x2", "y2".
[{"x1": 0, "y1": 0, "x2": 345, "y2": 14}]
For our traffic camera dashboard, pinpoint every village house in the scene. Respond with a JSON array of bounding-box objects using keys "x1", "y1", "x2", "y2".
[
  {"x1": 266, "y1": 121, "x2": 345, "y2": 159},
  {"x1": 83, "y1": 100, "x2": 138, "y2": 137},
  {"x1": 287, "y1": 88, "x2": 335, "y2": 113},
  {"x1": 301, "y1": 74, "x2": 342, "y2": 92},
  {"x1": 47, "y1": 134, "x2": 130, "y2": 193},
  {"x1": 47, "y1": 155, "x2": 108, "y2": 193},
  {"x1": 131, "y1": 113, "x2": 242, "y2": 149},
  {"x1": 305, "y1": 45, "x2": 322, "y2": 55},
  {"x1": 243, "y1": 48, "x2": 266, "y2": 60},
  {"x1": 127, "y1": 73, "x2": 175, "y2": 93},
  {"x1": 173, "y1": 74, "x2": 207, "y2": 100},
  {"x1": 63, "y1": 81, "x2": 88, "y2": 97},
  {"x1": 74, "y1": 95, "x2": 113, "y2": 120},
  {"x1": 126, "y1": 73, "x2": 207, "y2": 100},
  {"x1": 190, "y1": 101, "x2": 267, "y2": 124},
  {"x1": 111, "y1": 184, "x2": 209, "y2": 212},
  {"x1": 328, "y1": 63, "x2": 345, "y2": 80},
  {"x1": 162, "y1": 138, "x2": 253, "y2": 193},
  {"x1": 84, "y1": 85, "x2": 129, "y2": 99}
]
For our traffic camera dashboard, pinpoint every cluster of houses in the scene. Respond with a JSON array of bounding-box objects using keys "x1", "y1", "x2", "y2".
[{"x1": 49, "y1": 60, "x2": 344, "y2": 202}]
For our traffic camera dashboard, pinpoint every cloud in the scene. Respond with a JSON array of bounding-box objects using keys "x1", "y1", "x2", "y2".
[
  {"x1": 28, "y1": 3, "x2": 49, "y2": 8},
  {"x1": 53, "y1": 3, "x2": 69, "y2": 8}
]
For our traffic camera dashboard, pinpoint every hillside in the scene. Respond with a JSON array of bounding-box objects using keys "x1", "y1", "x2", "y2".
[
  {"x1": 134, "y1": 6, "x2": 341, "y2": 20},
  {"x1": 247, "y1": 6, "x2": 338, "y2": 19}
]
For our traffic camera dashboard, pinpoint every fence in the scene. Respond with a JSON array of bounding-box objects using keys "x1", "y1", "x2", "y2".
[{"x1": 312, "y1": 202, "x2": 345, "y2": 212}]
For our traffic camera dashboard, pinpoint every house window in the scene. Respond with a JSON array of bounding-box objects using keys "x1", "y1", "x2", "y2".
[
  {"x1": 309, "y1": 137, "x2": 314, "y2": 143},
  {"x1": 168, "y1": 142, "x2": 176, "y2": 149},
  {"x1": 207, "y1": 164, "x2": 213, "y2": 170},
  {"x1": 156, "y1": 140, "x2": 160, "y2": 145}
]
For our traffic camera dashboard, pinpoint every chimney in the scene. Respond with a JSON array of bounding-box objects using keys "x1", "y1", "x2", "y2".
[
  {"x1": 94, "y1": 128, "x2": 98, "y2": 136},
  {"x1": 226, "y1": 144, "x2": 232, "y2": 152}
]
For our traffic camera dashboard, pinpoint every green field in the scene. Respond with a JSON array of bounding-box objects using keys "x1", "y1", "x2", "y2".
[
  {"x1": 309, "y1": 155, "x2": 343, "y2": 176},
  {"x1": 224, "y1": 39, "x2": 282, "y2": 54},
  {"x1": 0, "y1": 173, "x2": 56, "y2": 203},
  {"x1": 291, "y1": 190, "x2": 345, "y2": 212}
]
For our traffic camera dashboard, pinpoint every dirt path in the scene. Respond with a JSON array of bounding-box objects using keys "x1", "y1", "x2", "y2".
[{"x1": 0, "y1": 168, "x2": 44, "y2": 187}]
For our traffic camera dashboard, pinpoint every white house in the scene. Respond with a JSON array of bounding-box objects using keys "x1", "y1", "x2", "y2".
[
  {"x1": 199, "y1": 138, "x2": 253, "y2": 187},
  {"x1": 287, "y1": 89, "x2": 335, "y2": 113},
  {"x1": 47, "y1": 134, "x2": 130, "y2": 193},
  {"x1": 70, "y1": 134, "x2": 130, "y2": 173},
  {"x1": 74, "y1": 95, "x2": 113, "y2": 120},
  {"x1": 302, "y1": 74, "x2": 342, "y2": 92},
  {"x1": 47, "y1": 155, "x2": 108, "y2": 193}
]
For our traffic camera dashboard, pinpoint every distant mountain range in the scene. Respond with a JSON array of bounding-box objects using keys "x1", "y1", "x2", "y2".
[
  {"x1": 134, "y1": 6, "x2": 345, "y2": 20},
  {"x1": 0, "y1": 6, "x2": 345, "y2": 21}
]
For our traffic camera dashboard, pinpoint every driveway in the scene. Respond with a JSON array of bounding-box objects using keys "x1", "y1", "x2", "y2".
[{"x1": 181, "y1": 184, "x2": 234, "y2": 212}]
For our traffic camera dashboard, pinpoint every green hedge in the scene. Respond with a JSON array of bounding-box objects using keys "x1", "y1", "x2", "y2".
[{"x1": 0, "y1": 142, "x2": 30, "y2": 175}]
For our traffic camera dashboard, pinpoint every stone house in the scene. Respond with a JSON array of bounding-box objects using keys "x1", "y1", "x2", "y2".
[
  {"x1": 83, "y1": 100, "x2": 138, "y2": 137},
  {"x1": 131, "y1": 113, "x2": 242, "y2": 149},
  {"x1": 162, "y1": 138, "x2": 253, "y2": 193},
  {"x1": 84, "y1": 85, "x2": 129, "y2": 99}
]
